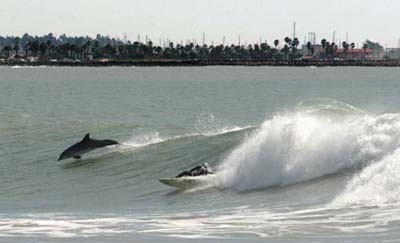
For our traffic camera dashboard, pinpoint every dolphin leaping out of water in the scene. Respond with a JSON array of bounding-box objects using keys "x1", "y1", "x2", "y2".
[{"x1": 58, "y1": 133, "x2": 119, "y2": 161}]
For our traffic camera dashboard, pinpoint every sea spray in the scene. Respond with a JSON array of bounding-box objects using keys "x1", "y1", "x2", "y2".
[
  {"x1": 333, "y1": 148, "x2": 400, "y2": 206},
  {"x1": 216, "y1": 109, "x2": 400, "y2": 191},
  {"x1": 118, "y1": 114, "x2": 253, "y2": 152}
]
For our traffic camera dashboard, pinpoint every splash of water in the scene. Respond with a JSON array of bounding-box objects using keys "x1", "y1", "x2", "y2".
[
  {"x1": 333, "y1": 148, "x2": 400, "y2": 206},
  {"x1": 216, "y1": 100, "x2": 400, "y2": 193}
]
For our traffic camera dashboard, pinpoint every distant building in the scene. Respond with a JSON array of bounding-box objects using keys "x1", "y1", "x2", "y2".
[
  {"x1": 86, "y1": 54, "x2": 93, "y2": 61},
  {"x1": 335, "y1": 49, "x2": 374, "y2": 60},
  {"x1": 7, "y1": 54, "x2": 25, "y2": 61},
  {"x1": 28, "y1": 56, "x2": 39, "y2": 62},
  {"x1": 364, "y1": 40, "x2": 384, "y2": 60},
  {"x1": 300, "y1": 44, "x2": 323, "y2": 59},
  {"x1": 384, "y1": 48, "x2": 400, "y2": 59}
]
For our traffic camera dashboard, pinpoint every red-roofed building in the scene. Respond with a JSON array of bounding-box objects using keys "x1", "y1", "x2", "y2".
[{"x1": 335, "y1": 48, "x2": 374, "y2": 60}]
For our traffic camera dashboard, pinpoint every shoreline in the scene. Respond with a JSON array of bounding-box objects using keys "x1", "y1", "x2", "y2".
[{"x1": 2, "y1": 59, "x2": 400, "y2": 67}]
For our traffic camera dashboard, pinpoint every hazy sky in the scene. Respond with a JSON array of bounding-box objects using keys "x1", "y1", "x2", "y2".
[{"x1": 2, "y1": 0, "x2": 400, "y2": 47}]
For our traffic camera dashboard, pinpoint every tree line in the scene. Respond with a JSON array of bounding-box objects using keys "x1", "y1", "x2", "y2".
[{"x1": 0, "y1": 33, "x2": 378, "y2": 61}]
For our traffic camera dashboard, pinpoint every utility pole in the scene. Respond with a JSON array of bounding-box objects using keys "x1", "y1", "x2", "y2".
[
  {"x1": 308, "y1": 32, "x2": 316, "y2": 45},
  {"x1": 238, "y1": 35, "x2": 241, "y2": 46},
  {"x1": 123, "y1": 32, "x2": 127, "y2": 43},
  {"x1": 332, "y1": 30, "x2": 336, "y2": 44},
  {"x1": 202, "y1": 33, "x2": 205, "y2": 46},
  {"x1": 223, "y1": 36, "x2": 225, "y2": 46},
  {"x1": 293, "y1": 21, "x2": 296, "y2": 39}
]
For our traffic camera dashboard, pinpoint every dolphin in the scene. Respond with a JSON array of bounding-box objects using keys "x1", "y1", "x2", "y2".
[{"x1": 58, "y1": 133, "x2": 119, "y2": 161}]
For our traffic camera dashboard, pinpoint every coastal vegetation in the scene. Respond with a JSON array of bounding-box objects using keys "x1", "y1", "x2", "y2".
[
  {"x1": 0, "y1": 33, "x2": 303, "y2": 61},
  {"x1": 0, "y1": 33, "x2": 389, "y2": 66}
]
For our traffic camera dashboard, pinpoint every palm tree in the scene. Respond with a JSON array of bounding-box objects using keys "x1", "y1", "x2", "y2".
[
  {"x1": 284, "y1": 37, "x2": 292, "y2": 46},
  {"x1": 321, "y1": 39, "x2": 327, "y2": 49},
  {"x1": 30, "y1": 41, "x2": 39, "y2": 57},
  {"x1": 306, "y1": 41, "x2": 312, "y2": 55},
  {"x1": 69, "y1": 44, "x2": 78, "y2": 59},
  {"x1": 13, "y1": 37, "x2": 20, "y2": 55},
  {"x1": 326, "y1": 42, "x2": 336, "y2": 59},
  {"x1": 349, "y1": 43, "x2": 355, "y2": 60},
  {"x1": 265, "y1": 44, "x2": 272, "y2": 59},
  {"x1": 83, "y1": 40, "x2": 92, "y2": 59},
  {"x1": 260, "y1": 43, "x2": 269, "y2": 59},
  {"x1": 342, "y1": 41, "x2": 349, "y2": 59},
  {"x1": 116, "y1": 44, "x2": 127, "y2": 59},
  {"x1": 39, "y1": 43, "x2": 48, "y2": 57},
  {"x1": 292, "y1": 38, "x2": 299, "y2": 48},
  {"x1": 283, "y1": 37, "x2": 293, "y2": 59},
  {"x1": 282, "y1": 44, "x2": 290, "y2": 60},
  {"x1": 2, "y1": 45, "x2": 11, "y2": 58},
  {"x1": 274, "y1": 39, "x2": 279, "y2": 49},
  {"x1": 291, "y1": 37, "x2": 300, "y2": 59},
  {"x1": 59, "y1": 43, "x2": 71, "y2": 58},
  {"x1": 23, "y1": 41, "x2": 31, "y2": 58},
  {"x1": 92, "y1": 41, "x2": 100, "y2": 58},
  {"x1": 46, "y1": 40, "x2": 53, "y2": 57},
  {"x1": 320, "y1": 39, "x2": 327, "y2": 58},
  {"x1": 103, "y1": 44, "x2": 117, "y2": 58},
  {"x1": 362, "y1": 43, "x2": 368, "y2": 59}
]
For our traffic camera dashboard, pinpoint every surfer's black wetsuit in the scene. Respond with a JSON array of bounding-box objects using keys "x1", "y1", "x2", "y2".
[{"x1": 176, "y1": 165, "x2": 211, "y2": 178}]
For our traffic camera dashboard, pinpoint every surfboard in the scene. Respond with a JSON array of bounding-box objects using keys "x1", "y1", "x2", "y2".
[{"x1": 158, "y1": 175, "x2": 214, "y2": 189}]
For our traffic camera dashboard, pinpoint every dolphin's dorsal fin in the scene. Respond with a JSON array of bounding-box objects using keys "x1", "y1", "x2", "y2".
[{"x1": 82, "y1": 133, "x2": 91, "y2": 142}]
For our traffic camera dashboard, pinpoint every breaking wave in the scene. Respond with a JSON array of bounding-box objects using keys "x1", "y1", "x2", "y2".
[
  {"x1": 120, "y1": 125, "x2": 253, "y2": 150},
  {"x1": 333, "y1": 148, "x2": 400, "y2": 206},
  {"x1": 216, "y1": 100, "x2": 400, "y2": 198}
]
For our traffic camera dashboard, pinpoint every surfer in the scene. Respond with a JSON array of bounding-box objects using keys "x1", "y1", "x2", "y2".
[{"x1": 176, "y1": 163, "x2": 213, "y2": 178}]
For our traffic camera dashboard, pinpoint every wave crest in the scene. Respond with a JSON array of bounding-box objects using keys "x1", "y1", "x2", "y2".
[
  {"x1": 333, "y1": 148, "x2": 400, "y2": 206},
  {"x1": 216, "y1": 106, "x2": 400, "y2": 192}
]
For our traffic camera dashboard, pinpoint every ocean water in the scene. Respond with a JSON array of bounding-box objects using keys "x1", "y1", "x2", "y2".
[{"x1": 1, "y1": 66, "x2": 400, "y2": 242}]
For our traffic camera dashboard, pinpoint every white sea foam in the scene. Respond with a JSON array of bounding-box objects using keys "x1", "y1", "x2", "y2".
[
  {"x1": 0, "y1": 214, "x2": 141, "y2": 238},
  {"x1": 118, "y1": 125, "x2": 252, "y2": 151},
  {"x1": 123, "y1": 132, "x2": 164, "y2": 148},
  {"x1": 116, "y1": 113, "x2": 252, "y2": 153},
  {"x1": 216, "y1": 107, "x2": 400, "y2": 192},
  {"x1": 11, "y1": 65, "x2": 48, "y2": 69},
  {"x1": 137, "y1": 205, "x2": 400, "y2": 239},
  {"x1": 199, "y1": 125, "x2": 253, "y2": 136},
  {"x1": 333, "y1": 148, "x2": 400, "y2": 206},
  {"x1": 2, "y1": 205, "x2": 400, "y2": 240},
  {"x1": 194, "y1": 113, "x2": 253, "y2": 136}
]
